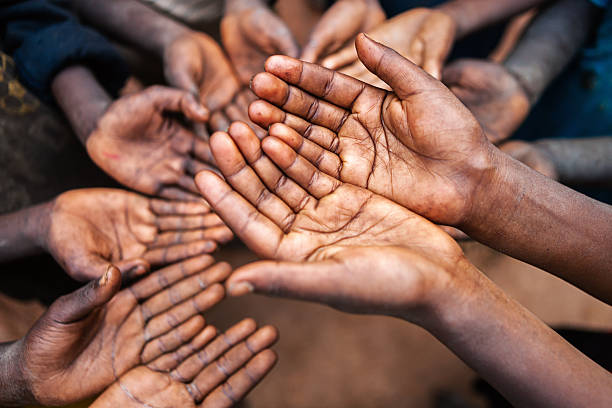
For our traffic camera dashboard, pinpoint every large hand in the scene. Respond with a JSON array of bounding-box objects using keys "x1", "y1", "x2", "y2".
[
  {"x1": 15, "y1": 256, "x2": 232, "y2": 406},
  {"x1": 221, "y1": 0, "x2": 299, "y2": 85},
  {"x1": 42, "y1": 188, "x2": 231, "y2": 281},
  {"x1": 301, "y1": 0, "x2": 385, "y2": 63},
  {"x1": 87, "y1": 86, "x2": 215, "y2": 201},
  {"x1": 164, "y1": 30, "x2": 241, "y2": 113},
  {"x1": 321, "y1": 8, "x2": 455, "y2": 83},
  {"x1": 249, "y1": 34, "x2": 493, "y2": 227},
  {"x1": 93, "y1": 320, "x2": 278, "y2": 408},
  {"x1": 443, "y1": 59, "x2": 530, "y2": 144},
  {"x1": 194, "y1": 122, "x2": 465, "y2": 317}
]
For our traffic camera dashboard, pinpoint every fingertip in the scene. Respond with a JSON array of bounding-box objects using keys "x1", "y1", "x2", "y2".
[
  {"x1": 194, "y1": 170, "x2": 225, "y2": 198},
  {"x1": 264, "y1": 55, "x2": 302, "y2": 83},
  {"x1": 248, "y1": 100, "x2": 284, "y2": 129},
  {"x1": 99, "y1": 264, "x2": 121, "y2": 288},
  {"x1": 227, "y1": 281, "x2": 255, "y2": 297}
]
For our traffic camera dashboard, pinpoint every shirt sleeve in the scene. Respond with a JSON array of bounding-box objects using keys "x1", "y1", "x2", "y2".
[
  {"x1": 590, "y1": 0, "x2": 609, "y2": 8},
  {"x1": 0, "y1": 0, "x2": 130, "y2": 102}
]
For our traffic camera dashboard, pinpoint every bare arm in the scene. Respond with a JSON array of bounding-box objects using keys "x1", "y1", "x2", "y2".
[{"x1": 0, "y1": 203, "x2": 50, "y2": 263}]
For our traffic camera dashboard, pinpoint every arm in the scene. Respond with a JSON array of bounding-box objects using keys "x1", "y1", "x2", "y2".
[
  {"x1": 0, "y1": 341, "x2": 34, "y2": 406},
  {"x1": 0, "y1": 203, "x2": 50, "y2": 263},
  {"x1": 503, "y1": 0, "x2": 599, "y2": 103}
]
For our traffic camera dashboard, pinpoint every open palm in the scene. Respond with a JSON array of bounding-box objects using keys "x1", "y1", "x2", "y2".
[{"x1": 249, "y1": 34, "x2": 494, "y2": 227}]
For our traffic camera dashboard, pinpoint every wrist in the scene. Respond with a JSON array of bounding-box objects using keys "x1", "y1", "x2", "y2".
[
  {"x1": 225, "y1": 0, "x2": 267, "y2": 14},
  {"x1": 0, "y1": 340, "x2": 36, "y2": 406},
  {"x1": 27, "y1": 201, "x2": 53, "y2": 252}
]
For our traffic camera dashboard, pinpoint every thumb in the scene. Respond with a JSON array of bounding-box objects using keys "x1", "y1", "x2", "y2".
[
  {"x1": 355, "y1": 33, "x2": 443, "y2": 99},
  {"x1": 268, "y1": 25, "x2": 300, "y2": 58},
  {"x1": 115, "y1": 258, "x2": 150, "y2": 281},
  {"x1": 142, "y1": 86, "x2": 209, "y2": 123},
  {"x1": 50, "y1": 265, "x2": 122, "y2": 324}
]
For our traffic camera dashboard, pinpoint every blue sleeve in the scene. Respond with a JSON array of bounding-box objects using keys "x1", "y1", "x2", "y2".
[
  {"x1": 590, "y1": 0, "x2": 609, "y2": 8},
  {"x1": 0, "y1": 0, "x2": 130, "y2": 102}
]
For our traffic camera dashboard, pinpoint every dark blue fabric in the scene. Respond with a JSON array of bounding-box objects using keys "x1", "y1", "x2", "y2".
[{"x1": 0, "y1": 0, "x2": 129, "y2": 102}]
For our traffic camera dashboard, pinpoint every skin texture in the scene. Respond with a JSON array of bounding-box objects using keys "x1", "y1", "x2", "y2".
[
  {"x1": 92, "y1": 321, "x2": 278, "y2": 408},
  {"x1": 443, "y1": 59, "x2": 530, "y2": 144},
  {"x1": 321, "y1": 8, "x2": 456, "y2": 82},
  {"x1": 499, "y1": 140, "x2": 558, "y2": 179},
  {"x1": 221, "y1": 0, "x2": 299, "y2": 86},
  {"x1": 301, "y1": 0, "x2": 385, "y2": 64},
  {"x1": 0, "y1": 257, "x2": 236, "y2": 406},
  {"x1": 248, "y1": 35, "x2": 612, "y2": 304},
  {"x1": 0, "y1": 188, "x2": 231, "y2": 281},
  {"x1": 192, "y1": 121, "x2": 612, "y2": 408}
]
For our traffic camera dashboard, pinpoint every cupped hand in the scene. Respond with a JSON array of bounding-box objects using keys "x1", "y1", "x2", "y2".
[
  {"x1": 194, "y1": 122, "x2": 466, "y2": 318},
  {"x1": 301, "y1": 0, "x2": 385, "y2": 63},
  {"x1": 93, "y1": 319, "x2": 278, "y2": 408},
  {"x1": 164, "y1": 30, "x2": 241, "y2": 113},
  {"x1": 443, "y1": 59, "x2": 530, "y2": 144},
  {"x1": 43, "y1": 188, "x2": 232, "y2": 281},
  {"x1": 321, "y1": 8, "x2": 455, "y2": 83},
  {"x1": 249, "y1": 34, "x2": 493, "y2": 227},
  {"x1": 87, "y1": 86, "x2": 216, "y2": 201},
  {"x1": 16, "y1": 256, "x2": 233, "y2": 406},
  {"x1": 221, "y1": 0, "x2": 299, "y2": 85}
]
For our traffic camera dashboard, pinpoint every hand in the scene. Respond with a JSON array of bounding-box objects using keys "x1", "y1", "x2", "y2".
[
  {"x1": 208, "y1": 88, "x2": 267, "y2": 139},
  {"x1": 321, "y1": 8, "x2": 456, "y2": 83},
  {"x1": 443, "y1": 59, "x2": 530, "y2": 144},
  {"x1": 87, "y1": 86, "x2": 217, "y2": 201},
  {"x1": 301, "y1": 0, "x2": 385, "y2": 63},
  {"x1": 13, "y1": 257, "x2": 232, "y2": 406},
  {"x1": 41, "y1": 188, "x2": 231, "y2": 281},
  {"x1": 249, "y1": 34, "x2": 493, "y2": 227},
  {"x1": 164, "y1": 30, "x2": 241, "y2": 113},
  {"x1": 499, "y1": 140, "x2": 558, "y2": 179},
  {"x1": 221, "y1": 0, "x2": 299, "y2": 85},
  {"x1": 193, "y1": 122, "x2": 466, "y2": 318},
  {"x1": 92, "y1": 320, "x2": 278, "y2": 408}
]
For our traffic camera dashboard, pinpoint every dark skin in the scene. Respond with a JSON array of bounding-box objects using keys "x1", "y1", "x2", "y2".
[
  {"x1": 0, "y1": 257, "x2": 237, "y2": 406},
  {"x1": 193, "y1": 122, "x2": 612, "y2": 408},
  {"x1": 221, "y1": 0, "x2": 299, "y2": 86},
  {"x1": 301, "y1": 0, "x2": 385, "y2": 64},
  {"x1": 0, "y1": 188, "x2": 231, "y2": 281},
  {"x1": 248, "y1": 34, "x2": 612, "y2": 304}
]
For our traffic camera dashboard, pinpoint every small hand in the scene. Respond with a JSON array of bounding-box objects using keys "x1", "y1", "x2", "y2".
[
  {"x1": 301, "y1": 0, "x2": 385, "y2": 63},
  {"x1": 444, "y1": 59, "x2": 530, "y2": 144},
  {"x1": 16, "y1": 256, "x2": 233, "y2": 406},
  {"x1": 92, "y1": 319, "x2": 278, "y2": 408},
  {"x1": 208, "y1": 88, "x2": 267, "y2": 139},
  {"x1": 194, "y1": 122, "x2": 465, "y2": 318},
  {"x1": 499, "y1": 140, "x2": 558, "y2": 179},
  {"x1": 164, "y1": 30, "x2": 241, "y2": 113},
  {"x1": 43, "y1": 188, "x2": 231, "y2": 281},
  {"x1": 249, "y1": 34, "x2": 493, "y2": 227},
  {"x1": 221, "y1": 0, "x2": 299, "y2": 85},
  {"x1": 87, "y1": 86, "x2": 216, "y2": 201},
  {"x1": 321, "y1": 8, "x2": 455, "y2": 83}
]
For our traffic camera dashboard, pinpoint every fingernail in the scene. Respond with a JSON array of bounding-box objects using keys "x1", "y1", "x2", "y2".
[
  {"x1": 228, "y1": 282, "x2": 254, "y2": 296},
  {"x1": 99, "y1": 265, "x2": 113, "y2": 286}
]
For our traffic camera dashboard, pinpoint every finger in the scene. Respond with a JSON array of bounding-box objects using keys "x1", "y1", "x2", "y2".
[
  {"x1": 188, "y1": 326, "x2": 278, "y2": 402},
  {"x1": 199, "y1": 349, "x2": 278, "y2": 408},
  {"x1": 151, "y1": 226, "x2": 226, "y2": 248},
  {"x1": 142, "y1": 315, "x2": 206, "y2": 363},
  {"x1": 143, "y1": 85, "x2": 209, "y2": 122},
  {"x1": 144, "y1": 284, "x2": 224, "y2": 341},
  {"x1": 150, "y1": 199, "x2": 211, "y2": 216},
  {"x1": 209, "y1": 111, "x2": 231, "y2": 133},
  {"x1": 178, "y1": 174, "x2": 201, "y2": 195},
  {"x1": 148, "y1": 325, "x2": 218, "y2": 372},
  {"x1": 194, "y1": 139, "x2": 216, "y2": 166},
  {"x1": 355, "y1": 33, "x2": 444, "y2": 99},
  {"x1": 159, "y1": 187, "x2": 203, "y2": 203},
  {"x1": 321, "y1": 42, "x2": 359, "y2": 69},
  {"x1": 209, "y1": 130, "x2": 298, "y2": 232},
  {"x1": 143, "y1": 240, "x2": 218, "y2": 266},
  {"x1": 157, "y1": 213, "x2": 225, "y2": 231},
  {"x1": 115, "y1": 258, "x2": 150, "y2": 281},
  {"x1": 193, "y1": 122, "x2": 210, "y2": 141},
  {"x1": 268, "y1": 123, "x2": 342, "y2": 178},
  {"x1": 171, "y1": 318, "x2": 257, "y2": 382},
  {"x1": 224, "y1": 103, "x2": 250, "y2": 124},
  {"x1": 194, "y1": 171, "x2": 282, "y2": 259},
  {"x1": 141, "y1": 262, "x2": 232, "y2": 318},
  {"x1": 49, "y1": 266, "x2": 121, "y2": 324},
  {"x1": 262, "y1": 55, "x2": 368, "y2": 109},
  {"x1": 227, "y1": 122, "x2": 313, "y2": 213},
  {"x1": 301, "y1": 36, "x2": 329, "y2": 63},
  {"x1": 129, "y1": 255, "x2": 216, "y2": 300},
  {"x1": 251, "y1": 72, "x2": 351, "y2": 132},
  {"x1": 419, "y1": 19, "x2": 454, "y2": 80},
  {"x1": 261, "y1": 136, "x2": 341, "y2": 199},
  {"x1": 164, "y1": 59, "x2": 201, "y2": 98}
]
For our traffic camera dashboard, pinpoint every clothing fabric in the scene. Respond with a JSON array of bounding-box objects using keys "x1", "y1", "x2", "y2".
[{"x1": 0, "y1": 0, "x2": 130, "y2": 102}]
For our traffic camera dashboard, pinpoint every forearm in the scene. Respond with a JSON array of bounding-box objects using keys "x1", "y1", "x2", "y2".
[
  {"x1": 51, "y1": 66, "x2": 111, "y2": 146},
  {"x1": 0, "y1": 202, "x2": 51, "y2": 262},
  {"x1": 464, "y1": 149, "x2": 612, "y2": 303},
  {"x1": 535, "y1": 137, "x2": 612, "y2": 185},
  {"x1": 0, "y1": 340, "x2": 35, "y2": 406},
  {"x1": 225, "y1": 0, "x2": 267, "y2": 12},
  {"x1": 504, "y1": 0, "x2": 598, "y2": 103},
  {"x1": 423, "y1": 265, "x2": 612, "y2": 408},
  {"x1": 70, "y1": 0, "x2": 189, "y2": 56},
  {"x1": 438, "y1": 0, "x2": 550, "y2": 38}
]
